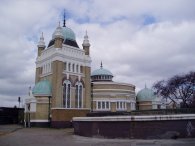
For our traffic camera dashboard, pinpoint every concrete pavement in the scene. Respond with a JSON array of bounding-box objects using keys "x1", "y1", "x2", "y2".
[{"x1": 0, "y1": 125, "x2": 195, "y2": 146}]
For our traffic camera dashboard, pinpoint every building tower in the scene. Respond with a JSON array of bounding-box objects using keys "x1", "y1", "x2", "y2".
[{"x1": 29, "y1": 17, "x2": 91, "y2": 127}]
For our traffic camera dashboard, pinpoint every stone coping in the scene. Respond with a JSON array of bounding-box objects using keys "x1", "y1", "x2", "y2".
[
  {"x1": 73, "y1": 114, "x2": 195, "y2": 122},
  {"x1": 51, "y1": 108, "x2": 90, "y2": 110}
]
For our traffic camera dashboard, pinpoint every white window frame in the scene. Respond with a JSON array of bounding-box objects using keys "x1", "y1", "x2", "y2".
[
  {"x1": 96, "y1": 101, "x2": 110, "y2": 111},
  {"x1": 116, "y1": 101, "x2": 127, "y2": 111},
  {"x1": 63, "y1": 80, "x2": 72, "y2": 108},
  {"x1": 75, "y1": 82, "x2": 83, "y2": 108}
]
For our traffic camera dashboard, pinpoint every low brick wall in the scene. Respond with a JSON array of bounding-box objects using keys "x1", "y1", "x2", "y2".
[
  {"x1": 51, "y1": 108, "x2": 90, "y2": 128},
  {"x1": 73, "y1": 114, "x2": 195, "y2": 139}
]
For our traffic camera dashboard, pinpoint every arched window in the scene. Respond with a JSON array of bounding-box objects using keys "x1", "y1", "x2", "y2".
[
  {"x1": 64, "y1": 62, "x2": 67, "y2": 70},
  {"x1": 63, "y1": 80, "x2": 71, "y2": 108},
  {"x1": 80, "y1": 65, "x2": 83, "y2": 73},
  {"x1": 75, "y1": 82, "x2": 83, "y2": 108},
  {"x1": 68, "y1": 63, "x2": 71, "y2": 71},
  {"x1": 72, "y1": 64, "x2": 75, "y2": 72},
  {"x1": 76, "y1": 65, "x2": 79, "y2": 73}
]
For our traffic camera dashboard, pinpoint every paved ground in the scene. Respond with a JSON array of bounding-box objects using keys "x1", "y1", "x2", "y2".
[{"x1": 0, "y1": 125, "x2": 195, "y2": 146}]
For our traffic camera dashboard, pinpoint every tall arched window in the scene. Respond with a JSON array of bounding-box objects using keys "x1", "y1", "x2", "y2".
[
  {"x1": 68, "y1": 63, "x2": 71, "y2": 71},
  {"x1": 63, "y1": 80, "x2": 71, "y2": 108},
  {"x1": 76, "y1": 65, "x2": 79, "y2": 73},
  {"x1": 72, "y1": 64, "x2": 75, "y2": 72},
  {"x1": 75, "y1": 82, "x2": 83, "y2": 108},
  {"x1": 64, "y1": 62, "x2": 67, "y2": 70}
]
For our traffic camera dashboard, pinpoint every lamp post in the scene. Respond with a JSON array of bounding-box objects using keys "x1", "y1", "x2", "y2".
[
  {"x1": 91, "y1": 83, "x2": 94, "y2": 112},
  {"x1": 18, "y1": 96, "x2": 21, "y2": 108},
  {"x1": 48, "y1": 96, "x2": 52, "y2": 127},
  {"x1": 27, "y1": 104, "x2": 31, "y2": 128}
]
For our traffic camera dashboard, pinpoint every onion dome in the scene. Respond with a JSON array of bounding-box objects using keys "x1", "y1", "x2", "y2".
[
  {"x1": 137, "y1": 85, "x2": 156, "y2": 101},
  {"x1": 37, "y1": 32, "x2": 45, "y2": 48},
  {"x1": 48, "y1": 22, "x2": 79, "y2": 48},
  {"x1": 91, "y1": 62, "x2": 113, "y2": 82},
  {"x1": 32, "y1": 80, "x2": 52, "y2": 96},
  {"x1": 52, "y1": 22, "x2": 64, "y2": 39},
  {"x1": 52, "y1": 26, "x2": 76, "y2": 41}
]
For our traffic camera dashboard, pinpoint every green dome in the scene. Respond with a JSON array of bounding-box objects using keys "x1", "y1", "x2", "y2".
[
  {"x1": 91, "y1": 63, "x2": 114, "y2": 82},
  {"x1": 32, "y1": 80, "x2": 52, "y2": 96},
  {"x1": 91, "y1": 68, "x2": 113, "y2": 76},
  {"x1": 52, "y1": 26, "x2": 76, "y2": 41},
  {"x1": 137, "y1": 87, "x2": 156, "y2": 101}
]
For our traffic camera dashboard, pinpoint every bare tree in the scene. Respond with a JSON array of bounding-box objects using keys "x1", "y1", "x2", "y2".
[{"x1": 153, "y1": 71, "x2": 195, "y2": 108}]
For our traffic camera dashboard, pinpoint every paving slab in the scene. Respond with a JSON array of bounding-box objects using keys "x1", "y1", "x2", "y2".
[{"x1": 0, "y1": 125, "x2": 195, "y2": 146}]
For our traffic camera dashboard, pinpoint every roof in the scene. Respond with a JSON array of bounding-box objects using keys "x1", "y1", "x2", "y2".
[
  {"x1": 137, "y1": 86, "x2": 156, "y2": 101},
  {"x1": 91, "y1": 68, "x2": 113, "y2": 76},
  {"x1": 91, "y1": 63, "x2": 113, "y2": 76},
  {"x1": 32, "y1": 80, "x2": 52, "y2": 96},
  {"x1": 48, "y1": 26, "x2": 79, "y2": 48},
  {"x1": 52, "y1": 26, "x2": 76, "y2": 41}
]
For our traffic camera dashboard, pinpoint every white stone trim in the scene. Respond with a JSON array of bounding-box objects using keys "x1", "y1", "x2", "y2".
[
  {"x1": 40, "y1": 72, "x2": 52, "y2": 77},
  {"x1": 93, "y1": 93, "x2": 134, "y2": 97},
  {"x1": 73, "y1": 114, "x2": 195, "y2": 122},
  {"x1": 93, "y1": 98, "x2": 135, "y2": 103},
  {"x1": 92, "y1": 81, "x2": 135, "y2": 87},
  {"x1": 63, "y1": 70, "x2": 84, "y2": 77},
  {"x1": 36, "y1": 46, "x2": 91, "y2": 68},
  {"x1": 51, "y1": 107, "x2": 90, "y2": 110},
  {"x1": 93, "y1": 89, "x2": 135, "y2": 92},
  {"x1": 30, "y1": 119, "x2": 49, "y2": 122}
]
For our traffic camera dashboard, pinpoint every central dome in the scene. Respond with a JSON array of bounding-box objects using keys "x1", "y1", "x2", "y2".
[
  {"x1": 48, "y1": 24, "x2": 79, "y2": 48},
  {"x1": 52, "y1": 26, "x2": 76, "y2": 41}
]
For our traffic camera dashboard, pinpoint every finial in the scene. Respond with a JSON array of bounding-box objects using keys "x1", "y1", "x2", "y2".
[
  {"x1": 86, "y1": 30, "x2": 88, "y2": 36},
  {"x1": 63, "y1": 9, "x2": 66, "y2": 27},
  {"x1": 41, "y1": 32, "x2": 43, "y2": 38},
  {"x1": 145, "y1": 83, "x2": 147, "y2": 88},
  {"x1": 38, "y1": 32, "x2": 45, "y2": 48},
  {"x1": 28, "y1": 86, "x2": 31, "y2": 96},
  {"x1": 100, "y1": 61, "x2": 103, "y2": 68},
  {"x1": 58, "y1": 21, "x2": 61, "y2": 27}
]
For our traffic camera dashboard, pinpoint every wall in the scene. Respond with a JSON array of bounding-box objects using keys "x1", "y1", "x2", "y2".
[
  {"x1": 51, "y1": 108, "x2": 90, "y2": 128},
  {"x1": 0, "y1": 107, "x2": 24, "y2": 124},
  {"x1": 73, "y1": 114, "x2": 195, "y2": 139}
]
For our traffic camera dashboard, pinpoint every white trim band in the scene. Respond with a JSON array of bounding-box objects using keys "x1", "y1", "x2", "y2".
[
  {"x1": 30, "y1": 120, "x2": 49, "y2": 122},
  {"x1": 73, "y1": 114, "x2": 195, "y2": 122}
]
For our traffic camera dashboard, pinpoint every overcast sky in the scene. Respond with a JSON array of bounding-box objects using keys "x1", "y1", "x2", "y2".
[{"x1": 0, "y1": 0, "x2": 195, "y2": 107}]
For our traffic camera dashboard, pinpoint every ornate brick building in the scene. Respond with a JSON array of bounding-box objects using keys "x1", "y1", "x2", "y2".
[
  {"x1": 25, "y1": 18, "x2": 91, "y2": 127},
  {"x1": 25, "y1": 16, "x2": 137, "y2": 128}
]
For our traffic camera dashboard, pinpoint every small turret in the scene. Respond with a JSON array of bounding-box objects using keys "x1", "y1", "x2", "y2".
[
  {"x1": 54, "y1": 22, "x2": 64, "y2": 48},
  {"x1": 82, "y1": 31, "x2": 90, "y2": 55},
  {"x1": 37, "y1": 32, "x2": 45, "y2": 56}
]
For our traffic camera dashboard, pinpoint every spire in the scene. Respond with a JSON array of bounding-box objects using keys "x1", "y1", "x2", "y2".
[
  {"x1": 63, "y1": 10, "x2": 66, "y2": 27},
  {"x1": 82, "y1": 30, "x2": 90, "y2": 46},
  {"x1": 100, "y1": 61, "x2": 103, "y2": 68},
  {"x1": 37, "y1": 32, "x2": 45, "y2": 48},
  {"x1": 145, "y1": 83, "x2": 147, "y2": 89}
]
